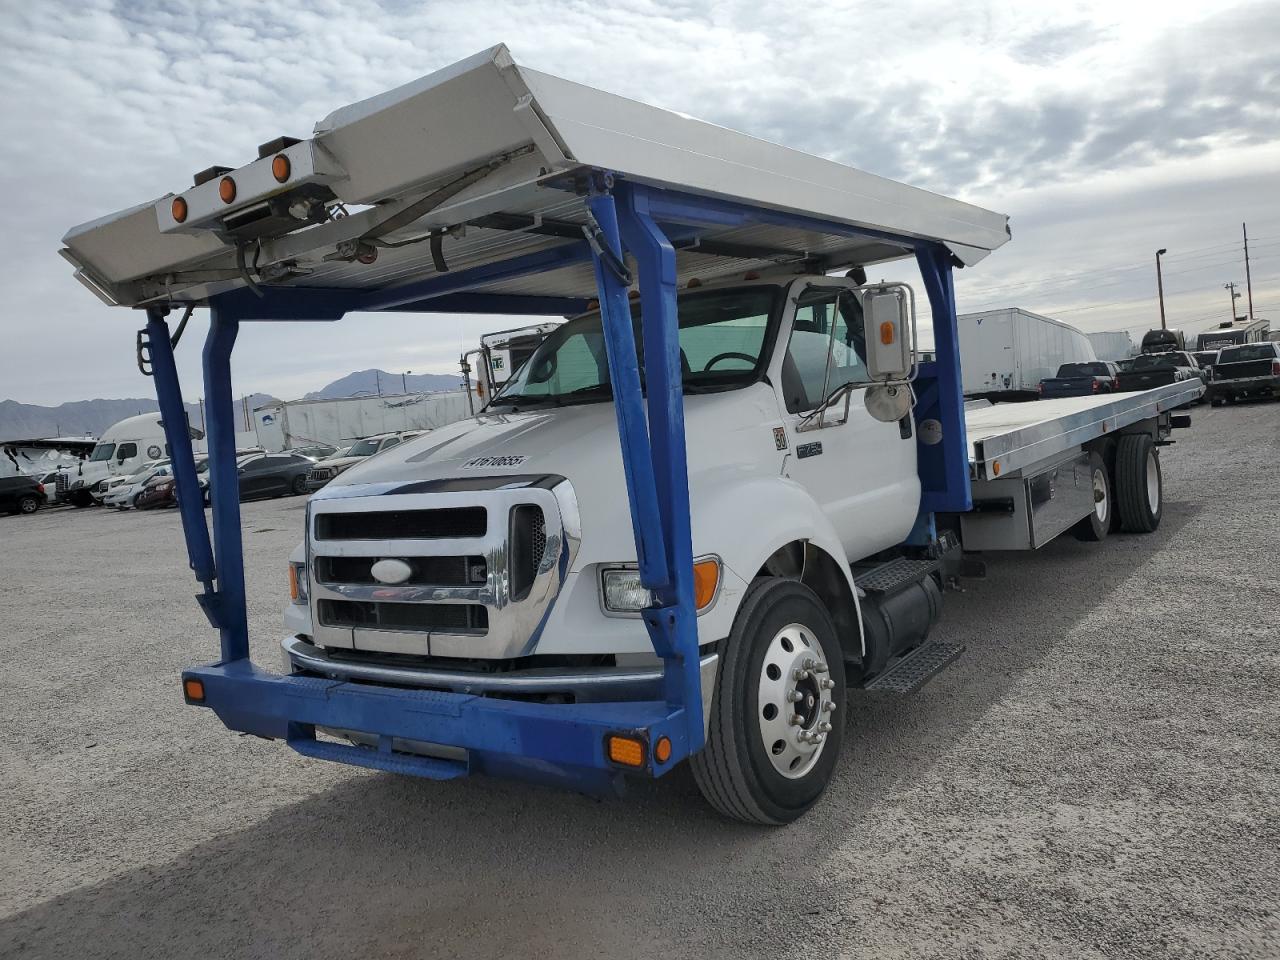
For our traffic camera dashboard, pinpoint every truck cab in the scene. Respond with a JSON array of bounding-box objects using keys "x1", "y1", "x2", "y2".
[
  {"x1": 287, "y1": 275, "x2": 918, "y2": 676},
  {"x1": 66, "y1": 413, "x2": 176, "y2": 505}
]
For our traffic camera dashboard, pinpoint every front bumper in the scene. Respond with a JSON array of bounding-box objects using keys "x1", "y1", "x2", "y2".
[{"x1": 184, "y1": 653, "x2": 709, "y2": 793}]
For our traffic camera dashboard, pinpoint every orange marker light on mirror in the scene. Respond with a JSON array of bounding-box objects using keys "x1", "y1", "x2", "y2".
[
  {"x1": 879, "y1": 321, "x2": 896, "y2": 346},
  {"x1": 271, "y1": 154, "x2": 291, "y2": 183},
  {"x1": 171, "y1": 196, "x2": 188, "y2": 223},
  {"x1": 219, "y1": 176, "x2": 237, "y2": 204}
]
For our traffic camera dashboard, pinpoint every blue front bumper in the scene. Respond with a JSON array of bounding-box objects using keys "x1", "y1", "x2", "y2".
[{"x1": 183, "y1": 659, "x2": 692, "y2": 795}]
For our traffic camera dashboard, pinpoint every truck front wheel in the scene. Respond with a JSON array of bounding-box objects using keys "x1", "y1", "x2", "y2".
[
  {"x1": 691, "y1": 578, "x2": 846, "y2": 825},
  {"x1": 1115, "y1": 434, "x2": 1163, "y2": 533}
]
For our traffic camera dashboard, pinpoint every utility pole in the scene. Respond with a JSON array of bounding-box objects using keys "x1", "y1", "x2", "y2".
[
  {"x1": 1155, "y1": 249, "x2": 1168, "y2": 329},
  {"x1": 1224, "y1": 282, "x2": 1241, "y2": 322},
  {"x1": 376, "y1": 370, "x2": 382, "y2": 396},
  {"x1": 401, "y1": 370, "x2": 410, "y2": 393},
  {"x1": 1243, "y1": 223, "x2": 1254, "y2": 321}
]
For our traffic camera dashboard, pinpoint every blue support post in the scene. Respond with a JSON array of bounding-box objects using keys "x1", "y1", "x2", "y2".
[
  {"x1": 201, "y1": 306, "x2": 250, "y2": 662},
  {"x1": 585, "y1": 191, "x2": 671, "y2": 591},
  {"x1": 615, "y1": 183, "x2": 704, "y2": 748},
  {"x1": 144, "y1": 309, "x2": 216, "y2": 586},
  {"x1": 914, "y1": 244, "x2": 972, "y2": 515}
]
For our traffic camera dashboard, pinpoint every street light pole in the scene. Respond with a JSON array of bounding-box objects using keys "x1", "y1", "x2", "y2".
[{"x1": 1155, "y1": 249, "x2": 1168, "y2": 330}]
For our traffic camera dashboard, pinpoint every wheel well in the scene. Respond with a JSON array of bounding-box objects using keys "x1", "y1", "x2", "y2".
[{"x1": 758, "y1": 541, "x2": 861, "y2": 661}]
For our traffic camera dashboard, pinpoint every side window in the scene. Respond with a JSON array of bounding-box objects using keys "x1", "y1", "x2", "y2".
[
  {"x1": 522, "y1": 329, "x2": 607, "y2": 396},
  {"x1": 116, "y1": 442, "x2": 138, "y2": 461},
  {"x1": 381, "y1": 437, "x2": 401, "y2": 450},
  {"x1": 781, "y1": 292, "x2": 869, "y2": 413}
]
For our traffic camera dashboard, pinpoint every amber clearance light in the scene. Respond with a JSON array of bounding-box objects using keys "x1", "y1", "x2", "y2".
[
  {"x1": 219, "y1": 176, "x2": 237, "y2": 204},
  {"x1": 171, "y1": 196, "x2": 188, "y2": 223},
  {"x1": 271, "y1": 153, "x2": 291, "y2": 183}
]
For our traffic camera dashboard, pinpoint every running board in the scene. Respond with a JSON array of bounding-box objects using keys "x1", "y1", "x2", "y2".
[{"x1": 860, "y1": 641, "x2": 964, "y2": 696}]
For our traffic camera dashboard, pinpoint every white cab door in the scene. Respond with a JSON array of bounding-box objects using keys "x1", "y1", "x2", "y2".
[{"x1": 769, "y1": 280, "x2": 920, "y2": 559}]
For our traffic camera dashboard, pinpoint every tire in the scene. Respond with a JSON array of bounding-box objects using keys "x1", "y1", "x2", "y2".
[
  {"x1": 1071, "y1": 451, "x2": 1111, "y2": 542},
  {"x1": 70, "y1": 490, "x2": 94, "y2": 508},
  {"x1": 16, "y1": 495, "x2": 40, "y2": 515},
  {"x1": 1115, "y1": 434, "x2": 1162, "y2": 533},
  {"x1": 691, "y1": 578, "x2": 846, "y2": 825},
  {"x1": 1210, "y1": 396, "x2": 1224, "y2": 407},
  {"x1": 291, "y1": 474, "x2": 309, "y2": 496}
]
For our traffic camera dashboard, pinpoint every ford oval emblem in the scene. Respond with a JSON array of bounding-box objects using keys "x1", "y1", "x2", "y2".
[{"x1": 370, "y1": 559, "x2": 413, "y2": 585}]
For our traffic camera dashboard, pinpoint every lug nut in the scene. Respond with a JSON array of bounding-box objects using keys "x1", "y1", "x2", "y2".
[
  {"x1": 820, "y1": 678, "x2": 835, "y2": 690},
  {"x1": 788, "y1": 689, "x2": 804, "y2": 703},
  {"x1": 803, "y1": 658, "x2": 816, "y2": 670},
  {"x1": 788, "y1": 714, "x2": 804, "y2": 726},
  {"x1": 818, "y1": 721, "x2": 832, "y2": 733},
  {"x1": 822, "y1": 701, "x2": 836, "y2": 714},
  {"x1": 812, "y1": 661, "x2": 829, "y2": 674},
  {"x1": 792, "y1": 668, "x2": 809, "y2": 681},
  {"x1": 812, "y1": 733, "x2": 825, "y2": 745}
]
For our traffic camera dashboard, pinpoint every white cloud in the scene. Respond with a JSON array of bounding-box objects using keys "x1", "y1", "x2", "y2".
[{"x1": 0, "y1": 0, "x2": 1277, "y2": 406}]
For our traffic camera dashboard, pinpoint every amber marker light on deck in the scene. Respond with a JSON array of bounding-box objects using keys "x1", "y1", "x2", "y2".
[
  {"x1": 271, "y1": 153, "x2": 291, "y2": 183},
  {"x1": 171, "y1": 196, "x2": 188, "y2": 223},
  {"x1": 606, "y1": 734, "x2": 646, "y2": 768},
  {"x1": 693, "y1": 558, "x2": 720, "y2": 610},
  {"x1": 219, "y1": 176, "x2": 237, "y2": 203},
  {"x1": 183, "y1": 678, "x2": 205, "y2": 703},
  {"x1": 654, "y1": 736, "x2": 672, "y2": 764}
]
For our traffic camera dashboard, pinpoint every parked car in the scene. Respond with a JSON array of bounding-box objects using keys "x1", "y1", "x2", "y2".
[
  {"x1": 291, "y1": 443, "x2": 338, "y2": 461},
  {"x1": 1116, "y1": 351, "x2": 1203, "y2": 399},
  {"x1": 305, "y1": 432, "x2": 423, "y2": 490},
  {"x1": 1208, "y1": 342, "x2": 1280, "y2": 405},
  {"x1": 102, "y1": 464, "x2": 172, "y2": 509},
  {"x1": 1193, "y1": 349, "x2": 1220, "y2": 376},
  {"x1": 235, "y1": 452, "x2": 316, "y2": 500},
  {"x1": 134, "y1": 474, "x2": 178, "y2": 510},
  {"x1": 1038, "y1": 361, "x2": 1121, "y2": 398},
  {"x1": 0, "y1": 476, "x2": 47, "y2": 515}
]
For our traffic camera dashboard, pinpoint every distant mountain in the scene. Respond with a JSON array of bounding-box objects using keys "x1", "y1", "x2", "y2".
[
  {"x1": 304, "y1": 369, "x2": 462, "y2": 400},
  {"x1": 0, "y1": 394, "x2": 276, "y2": 442}
]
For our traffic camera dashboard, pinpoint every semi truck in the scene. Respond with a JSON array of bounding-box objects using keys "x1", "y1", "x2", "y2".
[
  {"x1": 957, "y1": 307, "x2": 1096, "y2": 399},
  {"x1": 59, "y1": 46, "x2": 1200, "y2": 824}
]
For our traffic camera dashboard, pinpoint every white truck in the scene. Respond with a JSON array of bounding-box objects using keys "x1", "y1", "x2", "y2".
[
  {"x1": 60, "y1": 45, "x2": 1200, "y2": 823},
  {"x1": 959, "y1": 307, "x2": 1097, "y2": 399},
  {"x1": 253, "y1": 390, "x2": 470, "y2": 453},
  {"x1": 63, "y1": 413, "x2": 175, "y2": 506},
  {"x1": 1087, "y1": 330, "x2": 1136, "y2": 362}
]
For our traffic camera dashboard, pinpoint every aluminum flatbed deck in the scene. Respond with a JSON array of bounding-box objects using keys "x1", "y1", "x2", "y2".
[{"x1": 964, "y1": 381, "x2": 1201, "y2": 481}]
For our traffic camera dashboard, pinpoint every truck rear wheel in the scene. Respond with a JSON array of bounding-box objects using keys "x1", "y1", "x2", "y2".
[
  {"x1": 1115, "y1": 434, "x2": 1162, "y2": 533},
  {"x1": 1071, "y1": 451, "x2": 1111, "y2": 542},
  {"x1": 691, "y1": 578, "x2": 845, "y2": 825}
]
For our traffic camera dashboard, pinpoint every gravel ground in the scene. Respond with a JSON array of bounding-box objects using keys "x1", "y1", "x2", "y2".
[{"x1": 1, "y1": 400, "x2": 1277, "y2": 960}]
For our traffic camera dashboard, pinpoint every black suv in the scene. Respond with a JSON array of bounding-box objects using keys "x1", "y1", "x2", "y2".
[{"x1": 0, "y1": 476, "x2": 48, "y2": 515}]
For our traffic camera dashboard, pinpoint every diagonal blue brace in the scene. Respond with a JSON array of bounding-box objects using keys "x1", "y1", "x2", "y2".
[{"x1": 143, "y1": 308, "x2": 216, "y2": 587}]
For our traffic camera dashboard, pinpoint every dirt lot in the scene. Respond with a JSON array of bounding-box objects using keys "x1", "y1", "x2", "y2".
[{"x1": 1, "y1": 400, "x2": 1277, "y2": 960}]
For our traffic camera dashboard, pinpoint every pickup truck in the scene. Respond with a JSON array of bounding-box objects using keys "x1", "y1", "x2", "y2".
[
  {"x1": 1038, "y1": 361, "x2": 1120, "y2": 398},
  {"x1": 1116, "y1": 351, "x2": 1203, "y2": 394},
  {"x1": 1208, "y1": 342, "x2": 1280, "y2": 405},
  {"x1": 59, "y1": 44, "x2": 1198, "y2": 824}
]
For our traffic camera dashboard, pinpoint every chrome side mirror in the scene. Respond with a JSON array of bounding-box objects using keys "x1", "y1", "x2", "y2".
[{"x1": 861, "y1": 284, "x2": 915, "y2": 382}]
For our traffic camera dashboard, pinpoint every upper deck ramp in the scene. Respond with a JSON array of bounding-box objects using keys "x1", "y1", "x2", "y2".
[{"x1": 61, "y1": 44, "x2": 1009, "y2": 311}]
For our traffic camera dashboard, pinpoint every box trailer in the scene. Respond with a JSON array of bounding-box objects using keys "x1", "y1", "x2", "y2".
[
  {"x1": 60, "y1": 44, "x2": 1198, "y2": 824},
  {"x1": 253, "y1": 390, "x2": 471, "y2": 453},
  {"x1": 1086, "y1": 330, "x2": 1135, "y2": 362},
  {"x1": 959, "y1": 308, "x2": 1097, "y2": 399}
]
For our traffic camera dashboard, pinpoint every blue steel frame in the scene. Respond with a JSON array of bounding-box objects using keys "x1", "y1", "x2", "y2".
[{"x1": 149, "y1": 175, "x2": 965, "y2": 795}]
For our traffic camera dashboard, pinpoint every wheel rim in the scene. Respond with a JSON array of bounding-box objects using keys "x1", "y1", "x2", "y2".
[
  {"x1": 1145, "y1": 449, "x2": 1160, "y2": 511},
  {"x1": 1092, "y1": 467, "x2": 1108, "y2": 522},
  {"x1": 756, "y1": 622, "x2": 836, "y2": 779},
  {"x1": 20, "y1": 499, "x2": 37, "y2": 513}
]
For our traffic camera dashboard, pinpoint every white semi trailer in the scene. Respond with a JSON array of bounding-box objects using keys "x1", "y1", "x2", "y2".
[
  {"x1": 959, "y1": 307, "x2": 1097, "y2": 399},
  {"x1": 253, "y1": 390, "x2": 471, "y2": 453},
  {"x1": 1087, "y1": 330, "x2": 1136, "y2": 362},
  {"x1": 61, "y1": 45, "x2": 1199, "y2": 823}
]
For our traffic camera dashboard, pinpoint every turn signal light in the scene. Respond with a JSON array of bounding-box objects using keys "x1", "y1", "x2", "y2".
[
  {"x1": 271, "y1": 153, "x2": 291, "y2": 183},
  {"x1": 693, "y1": 558, "x2": 720, "y2": 610},
  {"x1": 183, "y1": 678, "x2": 205, "y2": 703},
  {"x1": 288, "y1": 563, "x2": 300, "y2": 602},
  {"x1": 171, "y1": 196, "x2": 188, "y2": 223},
  {"x1": 219, "y1": 176, "x2": 237, "y2": 204},
  {"x1": 606, "y1": 734, "x2": 646, "y2": 768},
  {"x1": 879, "y1": 321, "x2": 896, "y2": 345}
]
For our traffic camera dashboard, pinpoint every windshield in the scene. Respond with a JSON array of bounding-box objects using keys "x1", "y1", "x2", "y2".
[
  {"x1": 491, "y1": 286, "x2": 781, "y2": 408},
  {"x1": 1199, "y1": 331, "x2": 1245, "y2": 348},
  {"x1": 89, "y1": 443, "x2": 116, "y2": 462},
  {"x1": 347, "y1": 438, "x2": 382, "y2": 457},
  {"x1": 1131, "y1": 354, "x2": 1181, "y2": 369},
  {"x1": 1219, "y1": 344, "x2": 1275, "y2": 363},
  {"x1": 1057, "y1": 362, "x2": 1109, "y2": 377}
]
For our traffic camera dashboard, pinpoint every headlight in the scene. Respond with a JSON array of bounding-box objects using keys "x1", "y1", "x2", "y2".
[
  {"x1": 288, "y1": 561, "x2": 308, "y2": 605},
  {"x1": 600, "y1": 557, "x2": 722, "y2": 615}
]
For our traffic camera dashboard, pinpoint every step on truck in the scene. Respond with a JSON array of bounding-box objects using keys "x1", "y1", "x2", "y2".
[{"x1": 60, "y1": 45, "x2": 1201, "y2": 824}]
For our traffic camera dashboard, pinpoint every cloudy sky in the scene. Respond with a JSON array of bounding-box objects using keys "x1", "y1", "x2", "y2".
[{"x1": 1, "y1": 0, "x2": 1277, "y2": 406}]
